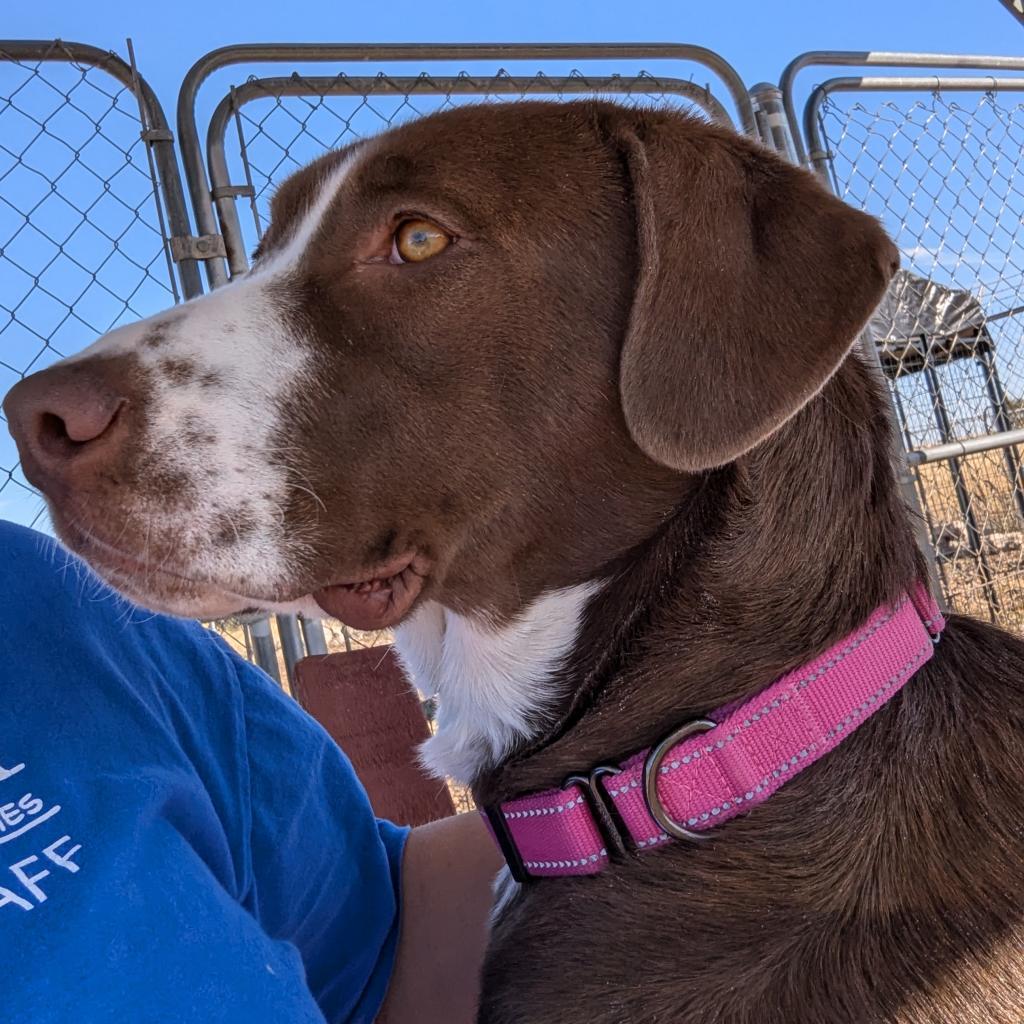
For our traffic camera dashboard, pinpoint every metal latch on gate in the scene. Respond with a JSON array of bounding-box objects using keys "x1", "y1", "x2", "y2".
[
  {"x1": 140, "y1": 128, "x2": 174, "y2": 143},
  {"x1": 169, "y1": 235, "x2": 227, "y2": 263},
  {"x1": 211, "y1": 185, "x2": 256, "y2": 200}
]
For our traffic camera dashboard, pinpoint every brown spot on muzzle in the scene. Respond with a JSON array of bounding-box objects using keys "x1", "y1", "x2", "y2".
[
  {"x1": 141, "y1": 312, "x2": 184, "y2": 350},
  {"x1": 130, "y1": 449, "x2": 195, "y2": 507},
  {"x1": 182, "y1": 428, "x2": 216, "y2": 448},
  {"x1": 212, "y1": 508, "x2": 257, "y2": 546},
  {"x1": 160, "y1": 357, "x2": 199, "y2": 386}
]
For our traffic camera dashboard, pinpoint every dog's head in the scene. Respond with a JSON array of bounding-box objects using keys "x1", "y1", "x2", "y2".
[{"x1": 3, "y1": 101, "x2": 897, "y2": 626}]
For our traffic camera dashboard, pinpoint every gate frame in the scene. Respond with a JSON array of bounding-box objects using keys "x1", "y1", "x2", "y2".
[
  {"x1": 205, "y1": 71, "x2": 736, "y2": 276},
  {"x1": 176, "y1": 42, "x2": 759, "y2": 289},
  {"x1": 779, "y1": 50, "x2": 1024, "y2": 169}
]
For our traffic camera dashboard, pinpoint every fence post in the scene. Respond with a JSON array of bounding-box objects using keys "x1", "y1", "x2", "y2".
[
  {"x1": 300, "y1": 614, "x2": 329, "y2": 656},
  {"x1": 749, "y1": 81, "x2": 945, "y2": 603},
  {"x1": 922, "y1": 362, "x2": 1000, "y2": 618},
  {"x1": 248, "y1": 617, "x2": 282, "y2": 684},
  {"x1": 275, "y1": 614, "x2": 306, "y2": 684},
  {"x1": 976, "y1": 344, "x2": 1024, "y2": 529},
  {"x1": 749, "y1": 82, "x2": 799, "y2": 160}
]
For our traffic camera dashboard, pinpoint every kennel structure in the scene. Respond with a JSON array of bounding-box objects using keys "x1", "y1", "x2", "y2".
[{"x1": 867, "y1": 270, "x2": 1024, "y2": 620}]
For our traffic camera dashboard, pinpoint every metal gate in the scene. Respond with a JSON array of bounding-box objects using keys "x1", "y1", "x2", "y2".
[{"x1": 0, "y1": 41, "x2": 189, "y2": 525}]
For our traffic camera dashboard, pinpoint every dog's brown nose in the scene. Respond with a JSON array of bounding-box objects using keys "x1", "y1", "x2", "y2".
[{"x1": 4, "y1": 364, "x2": 127, "y2": 494}]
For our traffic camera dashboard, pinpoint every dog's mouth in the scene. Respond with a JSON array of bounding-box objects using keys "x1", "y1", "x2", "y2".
[{"x1": 312, "y1": 551, "x2": 430, "y2": 631}]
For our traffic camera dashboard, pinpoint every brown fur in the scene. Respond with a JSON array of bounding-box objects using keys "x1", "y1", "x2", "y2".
[
  {"x1": 7, "y1": 100, "x2": 1024, "y2": 1021},
  {"x1": 477, "y1": 361, "x2": 1024, "y2": 1022}
]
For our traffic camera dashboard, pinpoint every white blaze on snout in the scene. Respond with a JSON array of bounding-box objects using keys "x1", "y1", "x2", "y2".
[{"x1": 61, "y1": 154, "x2": 358, "y2": 599}]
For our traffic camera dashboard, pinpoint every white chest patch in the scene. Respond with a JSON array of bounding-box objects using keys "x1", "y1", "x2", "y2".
[{"x1": 394, "y1": 582, "x2": 601, "y2": 786}]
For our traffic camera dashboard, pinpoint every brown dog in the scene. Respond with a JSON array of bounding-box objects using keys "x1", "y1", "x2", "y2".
[{"x1": 7, "y1": 100, "x2": 1024, "y2": 1023}]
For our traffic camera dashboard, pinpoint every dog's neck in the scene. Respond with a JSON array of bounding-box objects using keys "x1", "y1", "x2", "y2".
[
  {"x1": 475, "y1": 363, "x2": 1024, "y2": 1024},
  {"x1": 400, "y1": 355, "x2": 924, "y2": 795}
]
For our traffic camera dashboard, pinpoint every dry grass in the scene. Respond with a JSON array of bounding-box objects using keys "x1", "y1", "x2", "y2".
[{"x1": 915, "y1": 450, "x2": 1024, "y2": 633}]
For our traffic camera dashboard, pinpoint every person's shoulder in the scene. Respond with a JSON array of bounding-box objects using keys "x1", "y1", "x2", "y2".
[
  {"x1": 2, "y1": 519, "x2": 68, "y2": 581},
  {"x1": 3, "y1": 520, "x2": 188, "y2": 636},
  {"x1": 1, "y1": 520, "x2": 133, "y2": 621},
  {"x1": 0, "y1": 520, "x2": 243, "y2": 711}
]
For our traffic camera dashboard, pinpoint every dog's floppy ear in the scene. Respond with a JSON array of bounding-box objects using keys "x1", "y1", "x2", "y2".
[{"x1": 612, "y1": 111, "x2": 899, "y2": 472}]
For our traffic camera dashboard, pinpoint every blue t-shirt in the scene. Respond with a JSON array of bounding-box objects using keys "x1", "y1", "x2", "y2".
[{"x1": 0, "y1": 521, "x2": 407, "y2": 1023}]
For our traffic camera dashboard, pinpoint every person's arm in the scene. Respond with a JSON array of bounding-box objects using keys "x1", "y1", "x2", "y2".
[
  {"x1": 378, "y1": 812, "x2": 505, "y2": 1024},
  {"x1": 1, "y1": 520, "x2": 502, "y2": 1024},
  {"x1": 233, "y1": 645, "x2": 505, "y2": 1024}
]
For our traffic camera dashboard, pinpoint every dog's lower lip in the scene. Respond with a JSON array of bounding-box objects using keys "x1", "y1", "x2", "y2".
[{"x1": 313, "y1": 551, "x2": 428, "y2": 630}]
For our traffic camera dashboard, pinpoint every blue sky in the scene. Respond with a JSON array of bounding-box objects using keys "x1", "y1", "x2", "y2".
[
  {"x1": 8, "y1": 0, "x2": 1019, "y2": 133},
  {"x1": 5, "y1": 1, "x2": 1015, "y2": 91},
  {"x1": 1, "y1": 1, "x2": 1021, "y2": 529}
]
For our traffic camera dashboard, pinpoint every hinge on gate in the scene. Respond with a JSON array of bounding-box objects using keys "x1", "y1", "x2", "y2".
[
  {"x1": 211, "y1": 184, "x2": 256, "y2": 200},
  {"x1": 169, "y1": 234, "x2": 227, "y2": 262}
]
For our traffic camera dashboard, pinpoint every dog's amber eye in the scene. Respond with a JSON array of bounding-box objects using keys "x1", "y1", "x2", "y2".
[{"x1": 393, "y1": 219, "x2": 451, "y2": 263}]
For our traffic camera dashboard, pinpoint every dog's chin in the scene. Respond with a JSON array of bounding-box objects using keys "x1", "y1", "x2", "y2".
[
  {"x1": 105, "y1": 565, "x2": 429, "y2": 629},
  {"x1": 312, "y1": 550, "x2": 430, "y2": 631},
  {"x1": 98, "y1": 563, "x2": 427, "y2": 629},
  {"x1": 78, "y1": 561, "x2": 328, "y2": 622},
  {"x1": 48, "y1": 510, "x2": 293, "y2": 620},
  {"x1": 104, "y1": 574, "x2": 258, "y2": 619}
]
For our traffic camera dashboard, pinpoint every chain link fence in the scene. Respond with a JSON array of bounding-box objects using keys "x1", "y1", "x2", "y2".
[{"x1": 799, "y1": 69, "x2": 1024, "y2": 629}]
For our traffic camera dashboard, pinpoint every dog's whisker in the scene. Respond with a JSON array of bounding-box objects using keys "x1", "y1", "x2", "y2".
[{"x1": 291, "y1": 482, "x2": 328, "y2": 516}]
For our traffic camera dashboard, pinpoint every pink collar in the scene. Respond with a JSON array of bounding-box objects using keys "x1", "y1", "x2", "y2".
[{"x1": 482, "y1": 585, "x2": 944, "y2": 882}]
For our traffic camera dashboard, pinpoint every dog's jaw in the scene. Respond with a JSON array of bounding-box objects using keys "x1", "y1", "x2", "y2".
[{"x1": 394, "y1": 581, "x2": 602, "y2": 786}]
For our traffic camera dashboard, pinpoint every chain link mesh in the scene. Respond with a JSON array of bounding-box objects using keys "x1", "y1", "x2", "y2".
[
  {"x1": 0, "y1": 43, "x2": 178, "y2": 529},
  {"x1": 819, "y1": 88, "x2": 1024, "y2": 629}
]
